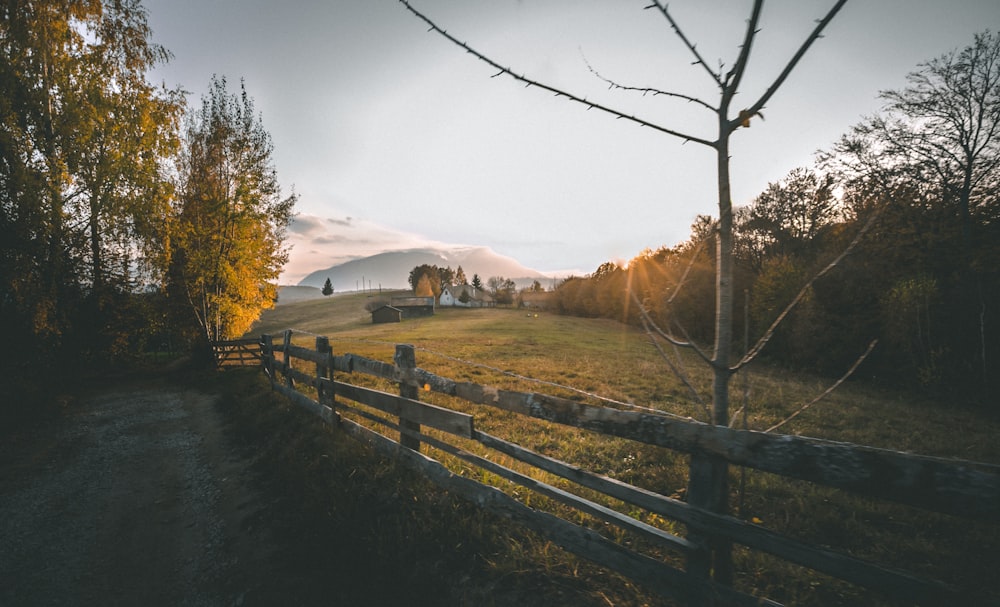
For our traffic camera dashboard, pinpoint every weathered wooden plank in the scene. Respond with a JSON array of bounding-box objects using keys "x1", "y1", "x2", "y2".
[
  {"x1": 270, "y1": 339, "x2": 1000, "y2": 519},
  {"x1": 282, "y1": 343, "x2": 332, "y2": 366},
  {"x1": 211, "y1": 338, "x2": 263, "y2": 367},
  {"x1": 454, "y1": 381, "x2": 501, "y2": 406},
  {"x1": 331, "y1": 404, "x2": 691, "y2": 555},
  {"x1": 285, "y1": 366, "x2": 319, "y2": 389},
  {"x1": 416, "y1": 429, "x2": 695, "y2": 557},
  {"x1": 282, "y1": 331, "x2": 294, "y2": 389},
  {"x1": 475, "y1": 431, "x2": 959, "y2": 605},
  {"x1": 395, "y1": 345, "x2": 422, "y2": 452},
  {"x1": 332, "y1": 380, "x2": 474, "y2": 438},
  {"x1": 337, "y1": 416, "x2": 780, "y2": 607},
  {"x1": 457, "y1": 389, "x2": 999, "y2": 520},
  {"x1": 348, "y1": 354, "x2": 397, "y2": 380},
  {"x1": 261, "y1": 334, "x2": 275, "y2": 379},
  {"x1": 331, "y1": 354, "x2": 353, "y2": 373},
  {"x1": 411, "y1": 367, "x2": 457, "y2": 395},
  {"x1": 212, "y1": 338, "x2": 260, "y2": 347},
  {"x1": 272, "y1": 382, "x2": 336, "y2": 425}
]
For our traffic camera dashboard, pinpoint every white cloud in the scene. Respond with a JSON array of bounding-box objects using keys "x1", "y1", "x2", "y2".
[{"x1": 280, "y1": 213, "x2": 468, "y2": 284}]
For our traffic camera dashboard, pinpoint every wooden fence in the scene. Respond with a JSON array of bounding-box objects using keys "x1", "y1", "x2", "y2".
[
  {"x1": 212, "y1": 338, "x2": 262, "y2": 367},
  {"x1": 257, "y1": 330, "x2": 998, "y2": 606}
]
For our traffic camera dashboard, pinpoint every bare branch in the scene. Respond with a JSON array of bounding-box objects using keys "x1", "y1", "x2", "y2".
[
  {"x1": 733, "y1": 0, "x2": 848, "y2": 131},
  {"x1": 641, "y1": 317, "x2": 711, "y2": 420},
  {"x1": 765, "y1": 339, "x2": 878, "y2": 433},
  {"x1": 734, "y1": 200, "x2": 884, "y2": 371},
  {"x1": 399, "y1": 0, "x2": 716, "y2": 148},
  {"x1": 730, "y1": 291, "x2": 753, "y2": 428},
  {"x1": 722, "y1": 0, "x2": 764, "y2": 92},
  {"x1": 580, "y1": 51, "x2": 717, "y2": 113},
  {"x1": 630, "y1": 291, "x2": 714, "y2": 367},
  {"x1": 646, "y1": 1, "x2": 723, "y2": 88}
]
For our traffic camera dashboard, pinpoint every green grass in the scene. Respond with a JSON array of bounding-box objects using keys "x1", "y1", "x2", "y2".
[{"x1": 242, "y1": 294, "x2": 1000, "y2": 605}]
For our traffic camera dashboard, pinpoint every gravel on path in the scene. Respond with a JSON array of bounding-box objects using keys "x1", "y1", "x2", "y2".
[{"x1": 1, "y1": 381, "x2": 274, "y2": 606}]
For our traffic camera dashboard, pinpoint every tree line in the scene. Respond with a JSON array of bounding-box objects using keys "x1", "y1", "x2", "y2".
[
  {"x1": 552, "y1": 31, "x2": 1000, "y2": 402},
  {"x1": 1, "y1": 1, "x2": 293, "y2": 420},
  {"x1": 407, "y1": 264, "x2": 546, "y2": 306}
]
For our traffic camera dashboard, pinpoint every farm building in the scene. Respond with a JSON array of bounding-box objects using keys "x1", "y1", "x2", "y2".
[
  {"x1": 389, "y1": 296, "x2": 435, "y2": 318},
  {"x1": 371, "y1": 305, "x2": 402, "y2": 324},
  {"x1": 440, "y1": 284, "x2": 493, "y2": 308}
]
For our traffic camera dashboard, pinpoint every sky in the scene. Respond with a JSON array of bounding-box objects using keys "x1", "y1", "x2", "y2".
[{"x1": 142, "y1": 0, "x2": 999, "y2": 284}]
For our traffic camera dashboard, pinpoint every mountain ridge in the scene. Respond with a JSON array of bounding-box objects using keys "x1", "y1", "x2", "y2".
[{"x1": 296, "y1": 246, "x2": 560, "y2": 291}]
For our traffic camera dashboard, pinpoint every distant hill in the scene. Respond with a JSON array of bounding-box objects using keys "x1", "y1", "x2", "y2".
[
  {"x1": 297, "y1": 246, "x2": 556, "y2": 291},
  {"x1": 275, "y1": 285, "x2": 324, "y2": 305}
]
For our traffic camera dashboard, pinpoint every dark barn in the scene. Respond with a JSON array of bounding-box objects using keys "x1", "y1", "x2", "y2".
[
  {"x1": 371, "y1": 305, "x2": 402, "y2": 324},
  {"x1": 390, "y1": 296, "x2": 435, "y2": 318}
]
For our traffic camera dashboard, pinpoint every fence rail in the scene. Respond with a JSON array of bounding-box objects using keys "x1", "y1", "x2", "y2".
[
  {"x1": 256, "y1": 330, "x2": 997, "y2": 606},
  {"x1": 211, "y1": 338, "x2": 261, "y2": 367}
]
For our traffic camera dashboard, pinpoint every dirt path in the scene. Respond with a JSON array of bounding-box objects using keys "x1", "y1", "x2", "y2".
[{"x1": 0, "y1": 381, "x2": 274, "y2": 606}]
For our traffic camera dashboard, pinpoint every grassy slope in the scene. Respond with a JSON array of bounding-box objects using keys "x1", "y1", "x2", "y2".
[
  {"x1": 255, "y1": 293, "x2": 999, "y2": 459},
  {"x1": 241, "y1": 294, "x2": 999, "y2": 605},
  {"x1": 210, "y1": 369, "x2": 657, "y2": 607}
]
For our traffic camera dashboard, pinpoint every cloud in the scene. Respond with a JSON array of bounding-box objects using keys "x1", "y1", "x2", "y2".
[
  {"x1": 286, "y1": 215, "x2": 327, "y2": 236},
  {"x1": 279, "y1": 212, "x2": 467, "y2": 284}
]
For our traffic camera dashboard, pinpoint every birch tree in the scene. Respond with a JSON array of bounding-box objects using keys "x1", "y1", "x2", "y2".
[
  {"x1": 170, "y1": 76, "x2": 295, "y2": 343},
  {"x1": 0, "y1": 0, "x2": 181, "y2": 355}
]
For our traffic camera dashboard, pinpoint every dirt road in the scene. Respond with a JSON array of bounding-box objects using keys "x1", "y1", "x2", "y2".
[{"x1": 0, "y1": 381, "x2": 274, "y2": 606}]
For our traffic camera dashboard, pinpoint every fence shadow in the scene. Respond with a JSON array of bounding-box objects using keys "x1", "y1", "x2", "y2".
[{"x1": 253, "y1": 330, "x2": 997, "y2": 606}]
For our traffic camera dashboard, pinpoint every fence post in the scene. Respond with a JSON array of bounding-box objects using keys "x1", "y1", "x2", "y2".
[
  {"x1": 283, "y1": 329, "x2": 294, "y2": 389},
  {"x1": 686, "y1": 453, "x2": 732, "y2": 600},
  {"x1": 394, "y1": 344, "x2": 421, "y2": 452},
  {"x1": 261, "y1": 334, "x2": 274, "y2": 385},
  {"x1": 316, "y1": 335, "x2": 333, "y2": 407}
]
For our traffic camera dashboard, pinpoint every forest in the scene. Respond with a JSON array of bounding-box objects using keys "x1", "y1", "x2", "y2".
[
  {"x1": 1, "y1": 1, "x2": 294, "y2": 422},
  {"x1": 551, "y1": 31, "x2": 1000, "y2": 402}
]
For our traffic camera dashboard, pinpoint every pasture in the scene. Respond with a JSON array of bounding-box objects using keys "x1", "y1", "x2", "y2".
[{"x1": 248, "y1": 291, "x2": 1000, "y2": 604}]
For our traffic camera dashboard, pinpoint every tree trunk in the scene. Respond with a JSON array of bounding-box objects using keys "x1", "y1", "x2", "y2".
[{"x1": 685, "y1": 110, "x2": 736, "y2": 590}]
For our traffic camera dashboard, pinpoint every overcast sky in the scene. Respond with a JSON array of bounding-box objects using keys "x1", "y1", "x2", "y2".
[{"x1": 142, "y1": 0, "x2": 999, "y2": 284}]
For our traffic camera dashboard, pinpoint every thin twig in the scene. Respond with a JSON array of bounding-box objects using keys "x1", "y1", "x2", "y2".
[
  {"x1": 398, "y1": 0, "x2": 716, "y2": 148},
  {"x1": 641, "y1": 317, "x2": 711, "y2": 420},
  {"x1": 731, "y1": 290, "x2": 753, "y2": 428},
  {"x1": 630, "y1": 291, "x2": 714, "y2": 367},
  {"x1": 646, "y1": 1, "x2": 724, "y2": 88},
  {"x1": 580, "y1": 51, "x2": 717, "y2": 113},
  {"x1": 731, "y1": 0, "x2": 848, "y2": 131},
  {"x1": 765, "y1": 339, "x2": 878, "y2": 433},
  {"x1": 721, "y1": 0, "x2": 764, "y2": 92}
]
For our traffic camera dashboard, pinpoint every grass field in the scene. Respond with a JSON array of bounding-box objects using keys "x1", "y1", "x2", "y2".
[{"x1": 244, "y1": 292, "x2": 1000, "y2": 605}]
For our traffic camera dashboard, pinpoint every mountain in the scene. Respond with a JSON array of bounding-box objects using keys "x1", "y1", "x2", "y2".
[
  {"x1": 275, "y1": 285, "x2": 324, "y2": 304},
  {"x1": 297, "y1": 246, "x2": 553, "y2": 291}
]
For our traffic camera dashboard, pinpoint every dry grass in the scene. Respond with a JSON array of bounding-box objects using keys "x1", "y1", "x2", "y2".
[
  {"x1": 242, "y1": 294, "x2": 1000, "y2": 605},
  {"x1": 207, "y1": 368, "x2": 672, "y2": 606}
]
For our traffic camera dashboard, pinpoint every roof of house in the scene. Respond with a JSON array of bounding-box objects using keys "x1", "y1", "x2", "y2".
[
  {"x1": 443, "y1": 284, "x2": 492, "y2": 301},
  {"x1": 390, "y1": 296, "x2": 434, "y2": 307}
]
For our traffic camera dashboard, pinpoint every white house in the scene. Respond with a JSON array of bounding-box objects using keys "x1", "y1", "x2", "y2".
[{"x1": 439, "y1": 284, "x2": 492, "y2": 308}]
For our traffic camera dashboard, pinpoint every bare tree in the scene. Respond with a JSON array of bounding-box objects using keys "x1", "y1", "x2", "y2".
[
  {"x1": 826, "y1": 31, "x2": 1000, "y2": 388},
  {"x1": 399, "y1": 0, "x2": 848, "y2": 585}
]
